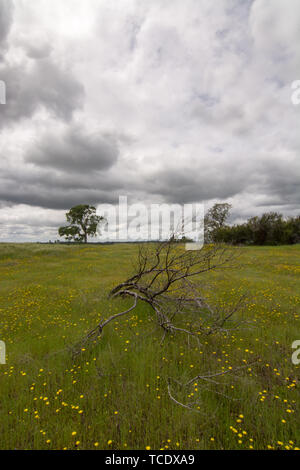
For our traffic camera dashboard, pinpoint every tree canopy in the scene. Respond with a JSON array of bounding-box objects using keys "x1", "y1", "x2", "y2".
[
  {"x1": 213, "y1": 212, "x2": 300, "y2": 246},
  {"x1": 204, "y1": 203, "x2": 232, "y2": 243},
  {"x1": 58, "y1": 205, "x2": 104, "y2": 243}
]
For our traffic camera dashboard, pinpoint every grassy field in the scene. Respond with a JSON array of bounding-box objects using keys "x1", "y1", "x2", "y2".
[{"x1": 0, "y1": 243, "x2": 299, "y2": 450}]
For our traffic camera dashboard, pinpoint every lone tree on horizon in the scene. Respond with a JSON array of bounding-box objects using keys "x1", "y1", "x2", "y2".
[
  {"x1": 58, "y1": 204, "x2": 103, "y2": 243},
  {"x1": 204, "y1": 203, "x2": 232, "y2": 243}
]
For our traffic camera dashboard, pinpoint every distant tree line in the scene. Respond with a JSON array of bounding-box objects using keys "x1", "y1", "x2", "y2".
[
  {"x1": 58, "y1": 203, "x2": 299, "y2": 246},
  {"x1": 205, "y1": 204, "x2": 300, "y2": 246}
]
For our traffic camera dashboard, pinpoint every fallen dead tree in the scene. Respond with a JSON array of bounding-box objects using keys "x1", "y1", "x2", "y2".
[
  {"x1": 69, "y1": 238, "x2": 254, "y2": 411},
  {"x1": 72, "y1": 238, "x2": 245, "y2": 355}
]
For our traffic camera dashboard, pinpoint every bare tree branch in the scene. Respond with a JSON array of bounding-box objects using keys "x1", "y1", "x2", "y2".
[{"x1": 72, "y1": 238, "x2": 245, "y2": 359}]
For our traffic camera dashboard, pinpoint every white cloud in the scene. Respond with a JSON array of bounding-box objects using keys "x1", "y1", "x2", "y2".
[{"x1": 0, "y1": 0, "x2": 299, "y2": 241}]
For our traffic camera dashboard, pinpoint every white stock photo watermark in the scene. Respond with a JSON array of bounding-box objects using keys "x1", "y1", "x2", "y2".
[
  {"x1": 291, "y1": 340, "x2": 300, "y2": 365},
  {"x1": 0, "y1": 341, "x2": 6, "y2": 365},
  {"x1": 0, "y1": 80, "x2": 6, "y2": 105},
  {"x1": 291, "y1": 80, "x2": 300, "y2": 105},
  {"x1": 96, "y1": 197, "x2": 204, "y2": 250}
]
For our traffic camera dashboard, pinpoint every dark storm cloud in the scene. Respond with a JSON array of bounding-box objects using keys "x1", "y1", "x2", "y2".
[
  {"x1": 0, "y1": 183, "x2": 120, "y2": 210},
  {"x1": 142, "y1": 154, "x2": 300, "y2": 208},
  {"x1": 2, "y1": 164, "x2": 123, "y2": 192},
  {"x1": 0, "y1": 158, "x2": 125, "y2": 209},
  {"x1": 260, "y1": 160, "x2": 300, "y2": 206},
  {"x1": 26, "y1": 43, "x2": 53, "y2": 60},
  {"x1": 143, "y1": 164, "x2": 249, "y2": 204},
  {"x1": 26, "y1": 126, "x2": 119, "y2": 173},
  {"x1": 0, "y1": 59, "x2": 84, "y2": 128}
]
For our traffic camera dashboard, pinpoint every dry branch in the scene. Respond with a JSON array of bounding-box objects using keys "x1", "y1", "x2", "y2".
[{"x1": 72, "y1": 238, "x2": 245, "y2": 358}]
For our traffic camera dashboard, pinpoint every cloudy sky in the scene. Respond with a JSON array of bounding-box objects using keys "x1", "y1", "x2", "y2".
[{"x1": 0, "y1": 0, "x2": 299, "y2": 242}]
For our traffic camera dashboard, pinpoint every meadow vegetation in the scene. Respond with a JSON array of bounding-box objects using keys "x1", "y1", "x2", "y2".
[{"x1": 0, "y1": 243, "x2": 299, "y2": 450}]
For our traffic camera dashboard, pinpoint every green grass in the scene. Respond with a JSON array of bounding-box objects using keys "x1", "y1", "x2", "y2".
[{"x1": 0, "y1": 243, "x2": 299, "y2": 450}]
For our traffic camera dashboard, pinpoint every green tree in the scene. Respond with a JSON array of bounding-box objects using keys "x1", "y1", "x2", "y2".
[
  {"x1": 247, "y1": 212, "x2": 284, "y2": 245},
  {"x1": 58, "y1": 205, "x2": 104, "y2": 243},
  {"x1": 204, "y1": 203, "x2": 232, "y2": 243}
]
